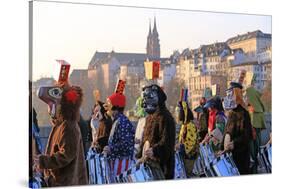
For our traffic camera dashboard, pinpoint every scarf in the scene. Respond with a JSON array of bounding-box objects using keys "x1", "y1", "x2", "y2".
[{"x1": 208, "y1": 109, "x2": 217, "y2": 133}]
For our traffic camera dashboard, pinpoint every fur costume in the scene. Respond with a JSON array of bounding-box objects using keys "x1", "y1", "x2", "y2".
[
  {"x1": 222, "y1": 83, "x2": 253, "y2": 175},
  {"x1": 137, "y1": 85, "x2": 176, "y2": 179},
  {"x1": 38, "y1": 85, "x2": 88, "y2": 186}
]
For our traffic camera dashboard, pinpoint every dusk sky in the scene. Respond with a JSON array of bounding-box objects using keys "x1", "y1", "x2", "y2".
[{"x1": 32, "y1": 1, "x2": 271, "y2": 81}]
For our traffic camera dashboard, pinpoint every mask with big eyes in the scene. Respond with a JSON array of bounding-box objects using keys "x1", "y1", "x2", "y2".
[
  {"x1": 37, "y1": 86, "x2": 63, "y2": 119},
  {"x1": 142, "y1": 86, "x2": 159, "y2": 114},
  {"x1": 223, "y1": 89, "x2": 237, "y2": 110}
]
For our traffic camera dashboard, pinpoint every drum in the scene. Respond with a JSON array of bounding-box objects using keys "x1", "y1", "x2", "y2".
[
  {"x1": 174, "y1": 151, "x2": 188, "y2": 179},
  {"x1": 209, "y1": 153, "x2": 240, "y2": 177},
  {"x1": 199, "y1": 144, "x2": 216, "y2": 168},
  {"x1": 115, "y1": 160, "x2": 166, "y2": 183},
  {"x1": 87, "y1": 148, "x2": 111, "y2": 184},
  {"x1": 259, "y1": 144, "x2": 272, "y2": 173},
  {"x1": 192, "y1": 156, "x2": 205, "y2": 176},
  {"x1": 115, "y1": 163, "x2": 153, "y2": 183}
]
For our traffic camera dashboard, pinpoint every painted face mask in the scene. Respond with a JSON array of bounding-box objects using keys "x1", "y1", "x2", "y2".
[
  {"x1": 37, "y1": 86, "x2": 63, "y2": 119},
  {"x1": 142, "y1": 86, "x2": 159, "y2": 114},
  {"x1": 223, "y1": 89, "x2": 237, "y2": 110}
]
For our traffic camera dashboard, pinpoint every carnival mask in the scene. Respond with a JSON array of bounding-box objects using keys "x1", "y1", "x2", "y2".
[
  {"x1": 104, "y1": 98, "x2": 113, "y2": 117},
  {"x1": 142, "y1": 85, "x2": 159, "y2": 114},
  {"x1": 37, "y1": 86, "x2": 63, "y2": 119},
  {"x1": 223, "y1": 89, "x2": 237, "y2": 110}
]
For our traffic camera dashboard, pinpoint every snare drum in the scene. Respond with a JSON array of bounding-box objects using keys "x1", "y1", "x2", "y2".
[
  {"x1": 87, "y1": 148, "x2": 111, "y2": 184},
  {"x1": 259, "y1": 144, "x2": 272, "y2": 173},
  {"x1": 192, "y1": 156, "x2": 205, "y2": 176},
  {"x1": 209, "y1": 153, "x2": 240, "y2": 177},
  {"x1": 174, "y1": 151, "x2": 188, "y2": 179},
  {"x1": 199, "y1": 144, "x2": 216, "y2": 168}
]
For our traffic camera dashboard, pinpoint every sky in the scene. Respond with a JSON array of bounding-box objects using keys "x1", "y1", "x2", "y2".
[{"x1": 32, "y1": 1, "x2": 272, "y2": 81}]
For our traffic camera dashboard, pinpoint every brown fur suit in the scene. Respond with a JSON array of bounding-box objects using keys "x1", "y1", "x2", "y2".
[
  {"x1": 38, "y1": 86, "x2": 88, "y2": 186},
  {"x1": 137, "y1": 107, "x2": 176, "y2": 179}
]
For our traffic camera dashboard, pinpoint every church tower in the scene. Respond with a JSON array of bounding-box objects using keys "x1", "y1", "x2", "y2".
[{"x1": 146, "y1": 17, "x2": 160, "y2": 59}]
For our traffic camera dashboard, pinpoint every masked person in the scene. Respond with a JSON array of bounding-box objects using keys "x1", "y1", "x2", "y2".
[
  {"x1": 35, "y1": 84, "x2": 88, "y2": 186},
  {"x1": 194, "y1": 97, "x2": 209, "y2": 143},
  {"x1": 222, "y1": 82, "x2": 253, "y2": 175},
  {"x1": 78, "y1": 114, "x2": 91, "y2": 158},
  {"x1": 175, "y1": 101, "x2": 198, "y2": 177},
  {"x1": 202, "y1": 96, "x2": 227, "y2": 144},
  {"x1": 134, "y1": 96, "x2": 147, "y2": 157},
  {"x1": 136, "y1": 84, "x2": 176, "y2": 180},
  {"x1": 92, "y1": 101, "x2": 113, "y2": 153},
  {"x1": 246, "y1": 86, "x2": 266, "y2": 173},
  {"x1": 102, "y1": 92, "x2": 135, "y2": 181}
]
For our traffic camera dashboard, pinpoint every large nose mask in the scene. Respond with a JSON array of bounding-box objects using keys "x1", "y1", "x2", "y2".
[
  {"x1": 37, "y1": 86, "x2": 63, "y2": 118},
  {"x1": 142, "y1": 87, "x2": 159, "y2": 114}
]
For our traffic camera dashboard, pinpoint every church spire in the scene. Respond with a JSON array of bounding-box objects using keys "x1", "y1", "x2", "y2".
[
  {"x1": 146, "y1": 16, "x2": 160, "y2": 59},
  {"x1": 148, "y1": 18, "x2": 151, "y2": 36},
  {"x1": 153, "y1": 16, "x2": 158, "y2": 35}
]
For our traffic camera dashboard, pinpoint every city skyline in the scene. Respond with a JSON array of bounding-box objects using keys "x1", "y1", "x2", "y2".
[{"x1": 32, "y1": 1, "x2": 271, "y2": 81}]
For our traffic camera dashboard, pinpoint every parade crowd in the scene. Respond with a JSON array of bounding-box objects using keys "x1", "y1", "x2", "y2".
[{"x1": 30, "y1": 69, "x2": 272, "y2": 187}]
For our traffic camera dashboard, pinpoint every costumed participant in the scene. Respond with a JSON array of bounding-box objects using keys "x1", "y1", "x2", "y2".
[
  {"x1": 175, "y1": 88, "x2": 198, "y2": 177},
  {"x1": 29, "y1": 108, "x2": 47, "y2": 188},
  {"x1": 136, "y1": 84, "x2": 176, "y2": 180},
  {"x1": 92, "y1": 100, "x2": 113, "y2": 153},
  {"x1": 34, "y1": 61, "x2": 88, "y2": 186},
  {"x1": 134, "y1": 95, "x2": 147, "y2": 157},
  {"x1": 245, "y1": 86, "x2": 266, "y2": 173},
  {"x1": 78, "y1": 113, "x2": 91, "y2": 158},
  {"x1": 102, "y1": 80, "x2": 135, "y2": 181},
  {"x1": 202, "y1": 96, "x2": 227, "y2": 144},
  {"x1": 194, "y1": 97, "x2": 208, "y2": 143},
  {"x1": 222, "y1": 82, "x2": 253, "y2": 175}
]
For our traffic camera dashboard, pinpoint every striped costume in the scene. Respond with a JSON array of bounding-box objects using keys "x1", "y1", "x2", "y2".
[{"x1": 108, "y1": 113, "x2": 135, "y2": 181}]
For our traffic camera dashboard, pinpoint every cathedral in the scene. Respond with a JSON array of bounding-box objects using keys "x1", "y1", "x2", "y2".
[{"x1": 146, "y1": 17, "x2": 161, "y2": 59}]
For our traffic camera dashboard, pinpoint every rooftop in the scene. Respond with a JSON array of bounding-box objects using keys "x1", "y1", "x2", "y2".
[{"x1": 227, "y1": 30, "x2": 271, "y2": 44}]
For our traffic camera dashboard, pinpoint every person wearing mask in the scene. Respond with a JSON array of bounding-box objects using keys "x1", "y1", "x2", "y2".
[
  {"x1": 194, "y1": 97, "x2": 209, "y2": 143},
  {"x1": 102, "y1": 92, "x2": 135, "y2": 181},
  {"x1": 136, "y1": 84, "x2": 176, "y2": 180},
  {"x1": 222, "y1": 82, "x2": 253, "y2": 175},
  {"x1": 35, "y1": 84, "x2": 88, "y2": 186},
  {"x1": 92, "y1": 101, "x2": 113, "y2": 153},
  {"x1": 246, "y1": 86, "x2": 266, "y2": 173},
  {"x1": 202, "y1": 96, "x2": 227, "y2": 144},
  {"x1": 133, "y1": 96, "x2": 147, "y2": 157},
  {"x1": 175, "y1": 100, "x2": 198, "y2": 177}
]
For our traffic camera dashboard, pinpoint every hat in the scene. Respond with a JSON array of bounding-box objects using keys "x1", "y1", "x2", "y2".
[
  {"x1": 203, "y1": 98, "x2": 216, "y2": 109},
  {"x1": 228, "y1": 82, "x2": 243, "y2": 90},
  {"x1": 108, "y1": 93, "x2": 126, "y2": 108}
]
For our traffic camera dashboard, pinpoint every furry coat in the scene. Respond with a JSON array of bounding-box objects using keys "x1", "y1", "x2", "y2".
[
  {"x1": 39, "y1": 120, "x2": 88, "y2": 186},
  {"x1": 137, "y1": 107, "x2": 176, "y2": 179},
  {"x1": 222, "y1": 105, "x2": 252, "y2": 175}
]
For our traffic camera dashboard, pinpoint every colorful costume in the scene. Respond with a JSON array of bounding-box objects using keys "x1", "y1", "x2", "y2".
[
  {"x1": 106, "y1": 92, "x2": 135, "y2": 180},
  {"x1": 177, "y1": 101, "x2": 198, "y2": 176}
]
